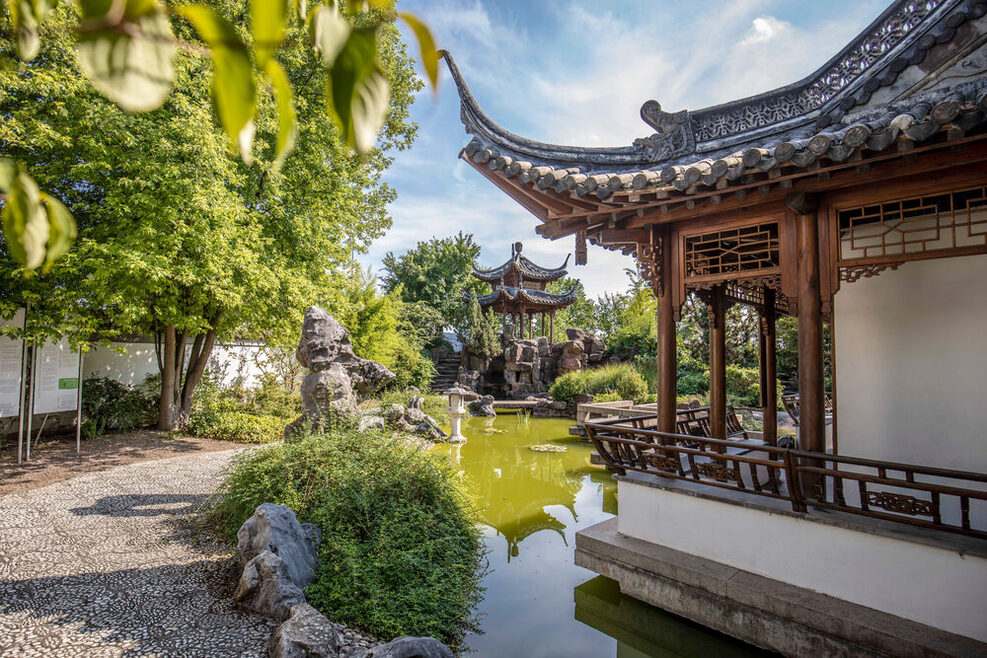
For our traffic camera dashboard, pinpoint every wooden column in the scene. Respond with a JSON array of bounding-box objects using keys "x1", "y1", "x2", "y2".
[
  {"x1": 760, "y1": 288, "x2": 778, "y2": 446},
  {"x1": 541, "y1": 312, "x2": 546, "y2": 338},
  {"x1": 707, "y1": 285, "x2": 727, "y2": 440},
  {"x1": 549, "y1": 312, "x2": 555, "y2": 343},
  {"x1": 527, "y1": 313, "x2": 533, "y2": 339},
  {"x1": 656, "y1": 232, "x2": 677, "y2": 434},
  {"x1": 795, "y1": 210, "x2": 825, "y2": 455}
]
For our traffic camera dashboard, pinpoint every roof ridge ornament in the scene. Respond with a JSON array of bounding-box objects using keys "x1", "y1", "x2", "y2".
[{"x1": 634, "y1": 100, "x2": 695, "y2": 162}]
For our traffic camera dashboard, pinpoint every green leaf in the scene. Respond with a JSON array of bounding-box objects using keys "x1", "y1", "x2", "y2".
[
  {"x1": 265, "y1": 59, "x2": 297, "y2": 168},
  {"x1": 76, "y1": 9, "x2": 177, "y2": 112},
  {"x1": 1, "y1": 170, "x2": 48, "y2": 270},
  {"x1": 251, "y1": 0, "x2": 288, "y2": 67},
  {"x1": 9, "y1": 0, "x2": 55, "y2": 61},
  {"x1": 39, "y1": 193, "x2": 76, "y2": 270},
  {"x1": 398, "y1": 12, "x2": 438, "y2": 93},
  {"x1": 310, "y1": 5, "x2": 349, "y2": 66},
  {"x1": 0, "y1": 159, "x2": 16, "y2": 191},
  {"x1": 326, "y1": 27, "x2": 390, "y2": 153},
  {"x1": 178, "y1": 3, "x2": 257, "y2": 163}
]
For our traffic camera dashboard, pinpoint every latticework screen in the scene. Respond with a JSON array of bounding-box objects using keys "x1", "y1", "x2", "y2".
[
  {"x1": 684, "y1": 222, "x2": 781, "y2": 279},
  {"x1": 838, "y1": 186, "x2": 987, "y2": 262}
]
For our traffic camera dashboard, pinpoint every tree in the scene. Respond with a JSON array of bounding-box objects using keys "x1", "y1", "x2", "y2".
[
  {"x1": 381, "y1": 232, "x2": 486, "y2": 334},
  {"x1": 462, "y1": 295, "x2": 500, "y2": 361},
  {"x1": 546, "y1": 276, "x2": 595, "y2": 341},
  {"x1": 0, "y1": 0, "x2": 439, "y2": 272},
  {"x1": 0, "y1": 0, "x2": 422, "y2": 428}
]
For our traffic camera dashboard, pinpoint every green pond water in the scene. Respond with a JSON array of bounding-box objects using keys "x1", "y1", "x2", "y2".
[{"x1": 434, "y1": 414, "x2": 764, "y2": 657}]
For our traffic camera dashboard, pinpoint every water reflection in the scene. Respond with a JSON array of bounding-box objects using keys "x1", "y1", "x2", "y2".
[
  {"x1": 575, "y1": 576, "x2": 766, "y2": 658},
  {"x1": 435, "y1": 414, "x2": 759, "y2": 657}
]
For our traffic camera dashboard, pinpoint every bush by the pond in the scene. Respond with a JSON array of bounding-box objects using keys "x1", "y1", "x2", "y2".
[
  {"x1": 550, "y1": 363, "x2": 648, "y2": 404},
  {"x1": 211, "y1": 425, "x2": 483, "y2": 647},
  {"x1": 81, "y1": 375, "x2": 157, "y2": 439}
]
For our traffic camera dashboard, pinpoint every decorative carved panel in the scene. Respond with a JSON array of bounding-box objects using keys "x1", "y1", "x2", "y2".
[
  {"x1": 837, "y1": 185, "x2": 987, "y2": 281},
  {"x1": 866, "y1": 490, "x2": 936, "y2": 517},
  {"x1": 644, "y1": 453, "x2": 678, "y2": 473},
  {"x1": 696, "y1": 462, "x2": 738, "y2": 483},
  {"x1": 684, "y1": 222, "x2": 780, "y2": 279},
  {"x1": 638, "y1": 235, "x2": 664, "y2": 296}
]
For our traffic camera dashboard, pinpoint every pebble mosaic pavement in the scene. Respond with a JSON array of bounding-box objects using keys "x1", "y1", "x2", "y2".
[{"x1": 0, "y1": 450, "x2": 277, "y2": 657}]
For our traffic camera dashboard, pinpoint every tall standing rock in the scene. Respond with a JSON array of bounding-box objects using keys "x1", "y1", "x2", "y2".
[{"x1": 287, "y1": 306, "x2": 395, "y2": 439}]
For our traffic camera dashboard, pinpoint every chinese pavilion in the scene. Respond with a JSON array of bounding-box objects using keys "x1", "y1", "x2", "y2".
[
  {"x1": 473, "y1": 242, "x2": 578, "y2": 339},
  {"x1": 444, "y1": 0, "x2": 987, "y2": 654}
]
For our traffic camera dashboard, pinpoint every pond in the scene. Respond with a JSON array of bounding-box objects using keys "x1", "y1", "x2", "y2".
[{"x1": 434, "y1": 414, "x2": 763, "y2": 657}]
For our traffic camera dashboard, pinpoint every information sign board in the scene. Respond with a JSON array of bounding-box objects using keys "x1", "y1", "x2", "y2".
[
  {"x1": 33, "y1": 337, "x2": 81, "y2": 414},
  {"x1": 0, "y1": 308, "x2": 25, "y2": 418}
]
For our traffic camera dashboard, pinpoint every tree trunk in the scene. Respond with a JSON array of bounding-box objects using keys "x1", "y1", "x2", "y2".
[
  {"x1": 179, "y1": 313, "x2": 222, "y2": 424},
  {"x1": 157, "y1": 325, "x2": 177, "y2": 430},
  {"x1": 156, "y1": 312, "x2": 223, "y2": 431}
]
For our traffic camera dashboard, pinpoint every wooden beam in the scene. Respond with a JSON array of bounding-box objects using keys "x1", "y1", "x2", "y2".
[{"x1": 596, "y1": 229, "x2": 650, "y2": 244}]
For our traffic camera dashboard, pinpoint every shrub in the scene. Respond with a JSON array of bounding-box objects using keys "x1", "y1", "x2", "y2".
[
  {"x1": 726, "y1": 365, "x2": 761, "y2": 407},
  {"x1": 549, "y1": 363, "x2": 648, "y2": 404},
  {"x1": 81, "y1": 375, "x2": 157, "y2": 439},
  {"x1": 593, "y1": 391, "x2": 622, "y2": 403},
  {"x1": 186, "y1": 410, "x2": 284, "y2": 443},
  {"x1": 211, "y1": 427, "x2": 483, "y2": 647}
]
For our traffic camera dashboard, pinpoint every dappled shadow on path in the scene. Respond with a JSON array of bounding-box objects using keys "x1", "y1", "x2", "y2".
[
  {"x1": 70, "y1": 493, "x2": 212, "y2": 518},
  {"x1": 0, "y1": 560, "x2": 274, "y2": 656}
]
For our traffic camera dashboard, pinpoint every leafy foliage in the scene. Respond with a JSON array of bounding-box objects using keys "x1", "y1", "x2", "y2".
[
  {"x1": 549, "y1": 363, "x2": 648, "y2": 405},
  {"x1": 211, "y1": 427, "x2": 483, "y2": 647},
  {"x1": 1, "y1": 0, "x2": 439, "y2": 271},
  {"x1": 0, "y1": 0, "x2": 423, "y2": 427},
  {"x1": 185, "y1": 372, "x2": 296, "y2": 442},
  {"x1": 81, "y1": 375, "x2": 157, "y2": 439},
  {"x1": 381, "y1": 232, "x2": 486, "y2": 335},
  {"x1": 462, "y1": 295, "x2": 500, "y2": 361}
]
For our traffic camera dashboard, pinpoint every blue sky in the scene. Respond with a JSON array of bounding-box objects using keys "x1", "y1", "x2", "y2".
[{"x1": 363, "y1": 0, "x2": 890, "y2": 298}]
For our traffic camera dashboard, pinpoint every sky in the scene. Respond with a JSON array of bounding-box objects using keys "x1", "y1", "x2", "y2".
[{"x1": 361, "y1": 0, "x2": 891, "y2": 299}]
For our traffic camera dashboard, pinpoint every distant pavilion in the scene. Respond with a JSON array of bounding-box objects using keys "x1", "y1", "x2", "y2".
[{"x1": 473, "y1": 242, "x2": 577, "y2": 339}]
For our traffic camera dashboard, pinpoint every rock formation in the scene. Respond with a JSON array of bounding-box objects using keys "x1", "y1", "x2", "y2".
[
  {"x1": 467, "y1": 394, "x2": 496, "y2": 417},
  {"x1": 287, "y1": 307, "x2": 395, "y2": 438},
  {"x1": 356, "y1": 636, "x2": 454, "y2": 658},
  {"x1": 268, "y1": 603, "x2": 340, "y2": 658},
  {"x1": 235, "y1": 504, "x2": 322, "y2": 621}
]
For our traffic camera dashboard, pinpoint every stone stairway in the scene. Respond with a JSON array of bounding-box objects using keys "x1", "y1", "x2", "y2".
[{"x1": 430, "y1": 352, "x2": 461, "y2": 392}]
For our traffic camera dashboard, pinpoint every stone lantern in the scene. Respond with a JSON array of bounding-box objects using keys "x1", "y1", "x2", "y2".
[{"x1": 443, "y1": 386, "x2": 477, "y2": 443}]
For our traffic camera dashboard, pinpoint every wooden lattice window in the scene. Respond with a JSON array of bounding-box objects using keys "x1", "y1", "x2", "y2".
[
  {"x1": 838, "y1": 186, "x2": 987, "y2": 262},
  {"x1": 684, "y1": 222, "x2": 780, "y2": 279}
]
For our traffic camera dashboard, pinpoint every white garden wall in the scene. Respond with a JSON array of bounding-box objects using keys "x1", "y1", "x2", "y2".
[
  {"x1": 83, "y1": 341, "x2": 267, "y2": 389},
  {"x1": 833, "y1": 254, "x2": 987, "y2": 472}
]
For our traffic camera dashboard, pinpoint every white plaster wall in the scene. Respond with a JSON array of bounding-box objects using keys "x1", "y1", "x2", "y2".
[
  {"x1": 834, "y1": 255, "x2": 987, "y2": 472},
  {"x1": 83, "y1": 342, "x2": 266, "y2": 389},
  {"x1": 618, "y1": 481, "x2": 987, "y2": 642}
]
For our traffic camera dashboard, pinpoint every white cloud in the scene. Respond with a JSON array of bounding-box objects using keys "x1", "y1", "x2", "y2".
[{"x1": 740, "y1": 16, "x2": 789, "y2": 46}]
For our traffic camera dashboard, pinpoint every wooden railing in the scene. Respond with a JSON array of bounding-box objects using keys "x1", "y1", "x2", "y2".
[{"x1": 586, "y1": 418, "x2": 987, "y2": 540}]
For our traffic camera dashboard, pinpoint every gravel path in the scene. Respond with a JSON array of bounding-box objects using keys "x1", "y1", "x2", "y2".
[{"x1": 0, "y1": 450, "x2": 276, "y2": 657}]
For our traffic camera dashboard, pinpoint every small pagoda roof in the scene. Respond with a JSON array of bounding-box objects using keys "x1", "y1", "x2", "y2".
[
  {"x1": 444, "y1": 0, "x2": 987, "y2": 207},
  {"x1": 473, "y1": 242, "x2": 570, "y2": 283},
  {"x1": 477, "y1": 285, "x2": 579, "y2": 310}
]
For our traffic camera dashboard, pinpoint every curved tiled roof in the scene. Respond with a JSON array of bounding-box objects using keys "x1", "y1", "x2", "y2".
[
  {"x1": 461, "y1": 80, "x2": 987, "y2": 202},
  {"x1": 445, "y1": 0, "x2": 987, "y2": 201},
  {"x1": 477, "y1": 285, "x2": 580, "y2": 309},
  {"x1": 473, "y1": 253, "x2": 570, "y2": 282}
]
